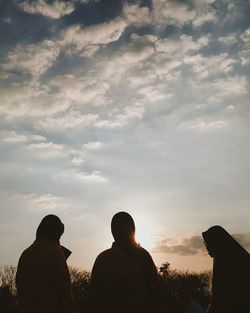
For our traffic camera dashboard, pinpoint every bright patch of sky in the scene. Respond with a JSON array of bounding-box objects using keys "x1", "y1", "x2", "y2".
[{"x1": 0, "y1": 0, "x2": 249, "y2": 271}]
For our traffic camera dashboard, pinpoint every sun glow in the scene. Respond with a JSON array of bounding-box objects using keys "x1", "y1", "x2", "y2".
[{"x1": 134, "y1": 213, "x2": 156, "y2": 251}]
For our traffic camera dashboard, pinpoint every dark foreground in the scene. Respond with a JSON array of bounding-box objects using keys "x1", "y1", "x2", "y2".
[{"x1": 0, "y1": 263, "x2": 211, "y2": 313}]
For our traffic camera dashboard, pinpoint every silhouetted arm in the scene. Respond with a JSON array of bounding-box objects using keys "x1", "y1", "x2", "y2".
[
  {"x1": 90, "y1": 254, "x2": 105, "y2": 313},
  {"x1": 50, "y1": 245, "x2": 76, "y2": 313},
  {"x1": 140, "y1": 248, "x2": 164, "y2": 313}
]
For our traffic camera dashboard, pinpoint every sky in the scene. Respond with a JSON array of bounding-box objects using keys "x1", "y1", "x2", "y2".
[{"x1": 0, "y1": 0, "x2": 250, "y2": 272}]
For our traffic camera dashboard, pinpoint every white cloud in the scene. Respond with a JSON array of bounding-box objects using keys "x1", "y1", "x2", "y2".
[
  {"x1": 26, "y1": 141, "x2": 67, "y2": 159},
  {"x1": 3, "y1": 40, "x2": 60, "y2": 78},
  {"x1": 102, "y1": 45, "x2": 154, "y2": 83},
  {"x1": 37, "y1": 110, "x2": 98, "y2": 130},
  {"x1": 19, "y1": 0, "x2": 75, "y2": 19},
  {"x1": 189, "y1": 119, "x2": 227, "y2": 132},
  {"x1": 22, "y1": 193, "x2": 63, "y2": 210},
  {"x1": 71, "y1": 157, "x2": 85, "y2": 167},
  {"x1": 55, "y1": 168, "x2": 108, "y2": 183},
  {"x1": 137, "y1": 84, "x2": 171, "y2": 102},
  {"x1": 0, "y1": 131, "x2": 46, "y2": 144},
  {"x1": 184, "y1": 53, "x2": 236, "y2": 79},
  {"x1": 60, "y1": 17, "x2": 127, "y2": 56},
  {"x1": 240, "y1": 28, "x2": 250, "y2": 65},
  {"x1": 94, "y1": 104, "x2": 145, "y2": 129},
  {"x1": 50, "y1": 74, "x2": 109, "y2": 105},
  {"x1": 210, "y1": 76, "x2": 248, "y2": 99},
  {"x1": 218, "y1": 33, "x2": 238, "y2": 45},
  {"x1": 126, "y1": 70, "x2": 157, "y2": 88},
  {"x1": 155, "y1": 34, "x2": 211, "y2": 56},
  {"x1": 123, "y1": 3, "x2": 151, "y2": 27},
  {"x1": 152, "y1": 0, "x2": 196, "y2": 27},
  {"x1": 83, "y1": 141, "x2": 103, "y2": 150},
  {"x1": 192, "y1": 11, "x2": 217, "y2": 27}
]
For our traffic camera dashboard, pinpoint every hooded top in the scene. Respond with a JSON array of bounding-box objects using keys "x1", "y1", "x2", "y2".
[
  {"x1": 91, "y1": 212, "x2": 162, "y2": 313},
  {"x1": 16, "y1": 215, "x2": 75, "y2": 313},
  {"x1": 202, "y1": 226, "x2": 250, "y2": 313}
]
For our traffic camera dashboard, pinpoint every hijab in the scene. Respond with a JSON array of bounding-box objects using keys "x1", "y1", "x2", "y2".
[
  {"x1": 202, "y1": 225, "x2": 249, "y2": 261},
  {"x1": 36, "y1": 214, "x2": 64, "y2": 243}
]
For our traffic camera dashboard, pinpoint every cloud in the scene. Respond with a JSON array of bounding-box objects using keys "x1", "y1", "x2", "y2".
[
  {"x1": 184, "y1": 53, "x2": 237, "y2": 79},
  {"x1": 25, "y1": 141, "x2": 68, "y2": 158},
  {"x1": 152, "y1": 0, "x2": 196, "y2": 27},
  {"x1": 0, "y1": 131, "x2": 46, "y2": 144},
  {"x1": 155, "y1": 34, "x2": 211, "y2": 57},
  {"x1": 94, "y1": 104, "x2": 145, "y2": 129},
  {"x1": 123, "y1": 3, "x2": 151, "y2": 27},
  {"x1": 54, "y1": 168, "x2": 108, "y2": 183},
  {"x1": 3, "y1": 40, "x2": 60, "y2": 78},
  {"x1": 60, "y1": 17, "x2": 127, "y2": 56},
  {"x1": 210, "y1": 76, "x2": 248, "y2": 99},
  {"x1": 83, "y1": 141, "x2": 103, "y2": 150},
  {"x1": 218, "y1": 33, "x2": 238, "y2": 45},
  {"x1": 153, "y1": 233, "x2": 250, "y2": 255},
  {"x1": 240, "y1": 28, "x2": 250, "y2": 65},
  {"x1": 36, "y1": 110, "x2": 99, "y2": 130},
  {"x1": 137, "y1": 84, "x2": 171, "y2": 102},
  {"x1": 71, "y1": 157, "x2": 85, "y2": 167},
  {"x1": 11, "y1": 192, "x2": 68, "y2": 212},
  {"x1": 18, "y1": 0, "x2": 75, "y2": 19},
  {"x1": 153, "y1": 236, "x2": 205, "y2": 256},
  {"x1": 125, "y1": 0, "x2": 217, "y2": 29},
  {"x1": 192, "y1": 11, "x2": 217, "y2": 27},
  {"x1": 49, "y1": 74, "x2": 109, "y2": 105},
  {"x1": 176, "y1": 117, "x2": 228, "y2": 133},
  {"x1": 101, "y1": 45, "x2": 155, "y2": 83}
]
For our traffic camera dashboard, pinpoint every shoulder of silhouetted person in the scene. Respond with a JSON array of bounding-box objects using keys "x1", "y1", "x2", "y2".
[{"x1": 16, "y1": 215, "x2": 75, "y2": 313}]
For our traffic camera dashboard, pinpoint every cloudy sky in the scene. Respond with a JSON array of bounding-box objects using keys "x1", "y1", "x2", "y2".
[{"x1": 0, "y1": 0, "x2": 250, "y2": 272}]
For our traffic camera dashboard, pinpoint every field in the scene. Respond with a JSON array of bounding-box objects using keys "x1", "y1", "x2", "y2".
[{"x1": 0, "y1": 262, "x2": 211, "y2": 313}]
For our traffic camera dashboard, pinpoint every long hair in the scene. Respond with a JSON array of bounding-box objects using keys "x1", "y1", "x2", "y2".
[{"x1": 36, "y1": 214, "x2": 64, "y2": 243}]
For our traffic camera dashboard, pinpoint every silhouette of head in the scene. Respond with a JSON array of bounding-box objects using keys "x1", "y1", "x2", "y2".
[
  {"x1": 111, "y1": 212, "x2": 136, "y2": 246},
  {"x1": 36, "y1": 214, "x2": 64, "y2": 243},
  {"x1": 202, "y1": 225, "x2": 249, "y2": 259}
]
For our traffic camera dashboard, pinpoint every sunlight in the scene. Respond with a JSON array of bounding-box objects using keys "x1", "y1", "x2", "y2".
[{"x1": 134, "y1": 212, "x2": 156, "y2": 251}]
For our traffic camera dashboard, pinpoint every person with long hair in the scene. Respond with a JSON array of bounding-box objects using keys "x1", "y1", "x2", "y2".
[
  {"x1": 90, "y1": 212, "x2": 163, "y2": 313},
  {"x1": 16, "y1": 214, "x2": 75, "y2": 313},
  {"x1": 202, "y1": 225, "x2": 250, "y2": 313}
]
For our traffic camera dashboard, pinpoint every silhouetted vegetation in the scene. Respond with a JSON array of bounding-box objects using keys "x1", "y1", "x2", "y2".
[
  {"x1": 159, "y1": 262, "x2": 211, "y2": 312},
  {"x1": 0, "y1": 264, "x2": 211, "y2": 313}
]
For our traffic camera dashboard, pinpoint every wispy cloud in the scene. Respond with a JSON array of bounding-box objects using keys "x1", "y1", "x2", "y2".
[
  {"x1": 18, "y1": 0, "x2": 75, "y2": 19},
  {"x1": 3, "y1": 40, "x2": 60, "y2": 78},
  {"x1": 60, "y1": 17, "x2": 127, "y2": 56}
]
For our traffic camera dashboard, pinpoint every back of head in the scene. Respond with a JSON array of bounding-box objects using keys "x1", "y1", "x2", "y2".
[
  {"x1": 36, "y1": 214, "x2": 64, "y2": 243},
  {"x1": 202, "y1": 225, "x2": 249, "y2": 260},
  {"x1": 111, "y1": 212, "x2": 136, "y2": 246}
]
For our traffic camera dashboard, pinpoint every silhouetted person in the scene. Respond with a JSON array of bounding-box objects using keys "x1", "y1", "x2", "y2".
[
  {"x1": 16, "y1": 214, "x2": 75, "y2": 313},
  {"x1": 202, "y1": 225, "x2": 250, "y2": 313},
  {"x1": 90, "y1": 212, "x2": 162, "y2": 313}
]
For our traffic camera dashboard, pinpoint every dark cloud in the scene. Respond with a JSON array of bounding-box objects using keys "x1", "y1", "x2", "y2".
[
  {"x1": 153, "y1": 236, "x2": 205, "y2": 256},
  {"x1": 153, "y1": 233, "x2": 250, "y2": 256}
]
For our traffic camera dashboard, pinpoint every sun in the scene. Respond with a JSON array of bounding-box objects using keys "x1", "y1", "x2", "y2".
[{"x1": 134, "y1": 213, "x2": 156, "y2": 251}]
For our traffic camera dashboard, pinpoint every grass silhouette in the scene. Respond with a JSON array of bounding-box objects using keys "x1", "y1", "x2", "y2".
[{"x1": 0, "y1": 263, "x2": 211, "y2": 313}]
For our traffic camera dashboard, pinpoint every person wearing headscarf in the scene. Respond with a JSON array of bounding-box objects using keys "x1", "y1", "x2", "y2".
[
  {"x1": 90, "y1": 212, "x2": 163, "y2": 313},
  {"x1": 16, "y1": 215, "x2": 75, "y2": 313},
  {"x1": 202, "y1": 225, "x2": 250, "y2": 313}
]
